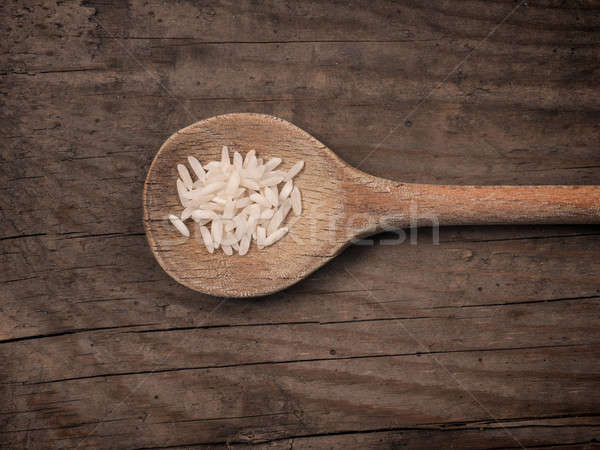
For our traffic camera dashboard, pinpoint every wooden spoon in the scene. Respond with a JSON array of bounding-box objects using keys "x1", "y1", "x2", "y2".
[{"x1": 143, "y1": 113, "x2": 600, "y2": 297}]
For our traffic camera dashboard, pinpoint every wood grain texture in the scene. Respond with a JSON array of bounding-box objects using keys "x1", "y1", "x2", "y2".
[{"x1": 2, "y1": 0, "x2": 600, "y2": 448}]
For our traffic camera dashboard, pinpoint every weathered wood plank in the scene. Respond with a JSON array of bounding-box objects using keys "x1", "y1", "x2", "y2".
[
  {"x1": 1, "y1": 228, "x2": 599, "y2": 338},
  {"x1": 2, "y1": 346, "x2": 599, "y2": 448},
  {"x1": 1, "y1": 298, "x2": 599, "y2": 383},
  {"x1": 200, "y1": 423, "x2": 600, "y2": 450},
  {"x1": 152, "y1": 420, "x2": 600, "y2": 450},
  {"x1": 2, "y1": 0, "x2": 600, "y2": 448}
]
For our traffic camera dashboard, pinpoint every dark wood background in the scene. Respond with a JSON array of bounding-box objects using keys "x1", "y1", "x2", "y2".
[{"x1": 1, "y1": 0, "x2": 599, "y2": 448}]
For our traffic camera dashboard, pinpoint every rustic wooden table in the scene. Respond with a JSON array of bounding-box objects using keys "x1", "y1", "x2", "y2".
[{"x1": 2, "y1": 1, "x2": 599, "y2": 449}]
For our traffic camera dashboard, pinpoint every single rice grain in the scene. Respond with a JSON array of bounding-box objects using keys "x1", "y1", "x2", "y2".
[
  {"x1": 236, "y1": 197, "x2": 251, "y2": 208},
  {"x1": 226, "y1": 170, "x2": 240, "y2": 194},
  {"x1": 181, "y1": 207, "x2": 193, "y2": 221},
  {"x1": 244, "y1": 150, "x2": 256, "y2": 169},
  {"x1": 233, "y1": 151, "x2": 243, "y2": 170},
  {"x1": 240, "y1": 178, "x2": 260, "y2": 190},
  {"x1": 221, "y1": 232, "x2": 238, "y2": 246},
  {"x1": 199, "y1": 225, "x2": 214, "y2": 253},
  {"x1": 192, "y1": 209, "x2": 217, "y2": 221},
  {"x1": 221, "y1": 145, "x2": 230, "y2": 170},
  {"x1": 187, "y1": 156, "x2": 206, "y2": 182},
  {"x1": 264, "y1": 157, "x2": 281, "y2": 171},
  {"x1": 249, "y1": 193, "x2": 270, "y2": 208},
  {"x1": 247, "y1": 215, "x2": 258, "y2": 235},
  {"x1": 211, "y1": 219, "x2": 223, "y2": 247},
  {"x1": 257, "y1": 226, "x2": 266, "y2": 249},
  {"x1": 169, "y1": 214, "x2": 190, "y2": 237},
  {"x1": 261, "y1": 209, "x2": 274, "y2": 220},
  {"x1": 260, "y1": 175, "x2": 284, "y2": 187},
  {"x1": 239, "y1": 234, "x2": 250, "y2": 255},
  {"x1": 265, "y1": 186, "x2": 278, "y2": 207},
  {"x1": 177, "y1": 179, "x2": 188, "y2": 206},
  {"x1": 223, "y1": 199, "x2": 235, "y2": 219},
  {"x1": 177, "y1": 164, "x2": 194, "y2": 188},
  {"x1": 285, "y1": 160, "x2": 304, "y2": 180},
  {"x1": 279, "y1": 180, "x2": 293, "y2": 200},
  {"x1": 291, "y1": 187, "x2": 302, "y2": 215},
  {"x1": 264, "y1": 227, "x2": 288, "y2": 246}
]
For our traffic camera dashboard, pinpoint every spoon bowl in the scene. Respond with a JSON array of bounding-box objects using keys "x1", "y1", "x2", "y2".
[
  {"x1": 143, "y1": 113, "x2": 600, "y2": 297},
  {"x1": 144, "y1": 113, "x2": 350, "y2": 297}
]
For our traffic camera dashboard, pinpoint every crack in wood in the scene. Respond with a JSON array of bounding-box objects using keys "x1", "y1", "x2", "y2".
[
  {"x1": 0, "y1": 233, "x2": 47, "y2": 241},
  {"x1": 0, "y1": 324, "x2": 157, "y2": 344},
  {"x1": 425, "y1": 295, "x2": 600, "y2": 310},
  {"x1": 23, "y1": 343, "x2": 588, "y2": 386},
  {"x1": 126, "y1": 414, "x2": 600, "y2": 448}
]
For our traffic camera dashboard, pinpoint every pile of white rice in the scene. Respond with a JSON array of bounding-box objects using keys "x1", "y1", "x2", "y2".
[{"x1": 168, "y1": 146, "x2": 303, "y2": 255}]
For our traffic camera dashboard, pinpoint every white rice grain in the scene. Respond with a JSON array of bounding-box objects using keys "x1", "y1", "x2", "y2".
[
  {"x1": 192, "y1": 209, "x2": 217, "y2": 221},
  {"x1": 291, "y1": 186, "x2": 302, "y2": 215},
  {"x1": 279, "y1": 180, "x2": 293, "y2": 200},
  {"x1": 211, "y1": 219, "x2": 223, "y2": 247},
  {"x1": 234, "y1": 215, "x2": 248, "y2": 241},
  {"x1": 247, "y1": 215, "x2": 258, "y2": 235},
  {"x1": 261, "y1": 208, "x2": 274, "y2": 220},
  {"x1": 212, "y1": 196, "x2": 227, "y2": 205},
  {"x1": 285, "y1": 160, "x2": 304, "y2": 180},
  {"x1": 181, "y1": 207, "x2": 193, "y2": 221},
  {"x1": 268, "y1": 199, "x2": 291, "y2": 235},
  {"x1": 187, "y1": 156, "x2": 206, "y2": 182},
  {"x1": 236, "y1": 197, "x2": 251, "y2": 208},
  {"x1": 240, "y1": 178, "x2": 260, "y2": 191},
  {"x1": 223, "y1": 199, "x2": 235, "y2": 219},
  {"x1": 260, "y1": 175, "x2": 284, "y2": 187},
  {"x1": 221, "y1": 145, "x2": 230, "y2": 170},
  {"x1": 177, "y1": 164, "x2": 194, "y2": 188},
  {"x1": 205, "y1": 161, "x2": 221, "y2": 170},
  {"x1": 177, "y1": 179, "x2": 188, "y2": 205},
  {"x1": 280, "y1": 199, "x2": 292, "y2": 221},
  {"x1": 264, "y1": 186, "x2": 278, "y2": 207},
  {"x1": 249, "y1": 193, "x2": 270, "y2": 208},
  {"x1": 257, "y1": 226, "x2": 266, "y2": 249},
  {"x1": 270, "y1": 185, "x2": 279, "y2": 207},
  {"x1": 233, "y1": 151, "x2": 243, "y2": 170},
  {"x1": 226, "y1": 169, "x2": 240, "y2": 194},
  {"x1": 264, "y1": 157, "x2": 281, "y2": 171},
  {"x1": 205, "y1": 170, "x2": 226, "y2": 183},
  {"x1": 169, "y1": 214, "x2": 190, "y2": 237},
  {"x1": 238, "y1": 234, "x2": 250, "y2": 255},
  {"x1": 243, "y1": 150, "x2": 256, "y2": 169},
  {"x1": 199, "y1": 225, "x2": 214, "y2": 253},
  {"x1": 183, "y1": 181, "x2": 225, "y2": 200},
  {"x1": 201, "y1": 202, "x2": 223, "y2": 211},
  {"x1": 264, "y1": 227, "x2": 288, "y2": 246},
  {"x1": 221, "y1": 232, "x2": 238, "y2": 246}
]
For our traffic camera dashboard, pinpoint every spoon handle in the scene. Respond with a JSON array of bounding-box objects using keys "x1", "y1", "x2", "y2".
[
  {"x1": 403, "y1": 184, "x2": 600, "y2": 226},
  {"x1": 351, "y1": 179, "x2": 600, "y2": 229}
]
